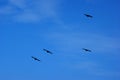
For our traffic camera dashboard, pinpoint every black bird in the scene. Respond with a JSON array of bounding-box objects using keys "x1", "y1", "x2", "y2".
[
  {"x1": 84, "y1": 14, "x2": 93, "y2": 18},
  {"x1": 82, "y1": 48, "x2": 92, "y2": 52},
  {"x1": 43, "y1": 49, "x2": 53, "y2": 54},
  {"x1": 31, "y1": 56, "x2": 40, "y2": 61}
]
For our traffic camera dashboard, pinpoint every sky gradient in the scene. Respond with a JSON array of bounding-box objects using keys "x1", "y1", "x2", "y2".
[{"x1": 0, "y1": 0, "x2": 120, "y2": 80}]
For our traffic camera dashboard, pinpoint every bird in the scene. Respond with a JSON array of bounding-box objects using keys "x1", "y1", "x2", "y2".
[
  {"x1": 31, "y1": 56, "x2": 41, "y2": 61},
  {"x1": 82, "y1": 48, "x2": 92, "y2": 52},
  {"x1": 84, "y1": 14, "x2": 93, "y2": 18},
  {"x1": 43, "y1": 49, "x2": 53, "y2": 54}
]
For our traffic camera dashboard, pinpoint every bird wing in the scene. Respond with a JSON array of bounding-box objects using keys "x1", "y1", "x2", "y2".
[{"x1": 31, "y1": 56, "x2": 40, "y2": 61}]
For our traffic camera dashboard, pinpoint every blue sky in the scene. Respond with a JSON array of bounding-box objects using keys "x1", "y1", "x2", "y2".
[{"x1": 0, "y1": 0, "x2": 120, "y2": 80}]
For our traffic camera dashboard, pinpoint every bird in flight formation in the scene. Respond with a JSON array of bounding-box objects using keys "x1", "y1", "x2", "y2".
[
  {"x1": 31, "y1": 56, "x2": 40, "y2": 62},
  {"x1": 31, "y1": 49, "x2": 53, "y2": 62},
  {"x1": 43, "y1": 49, "x2": 53, "y2": 54},
  {"x1": 82, "y1": 48, "x2": 92, "y2": 52},
  {"x1": 31, "y1": 48, "x2": 92, "y2": 62},
  {"x1": 84, "y1": 14, "x2": 93, "y2": 18},
  {"x1": 31, "y1": 13, "x2": 94, "y2": 63}
]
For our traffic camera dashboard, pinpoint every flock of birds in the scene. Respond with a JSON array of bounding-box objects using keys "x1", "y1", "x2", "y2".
[
  {"x1": 31, "y1": 48, "x2": 92, "y2": 62},
  {"x1": 31, "y1": 14, "x2": 93, "y2": 62},
  {"x1": 31, "y1": 49, "x2": 53, "y2": 62}
]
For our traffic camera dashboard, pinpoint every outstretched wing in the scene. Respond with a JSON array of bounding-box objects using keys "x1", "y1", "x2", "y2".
[
  {"x1": 31, "y1": 56, "x2": 41, "y2": 61},
  {"x1": 36, "y1": 58, "x2": 40, "y2": 61}
]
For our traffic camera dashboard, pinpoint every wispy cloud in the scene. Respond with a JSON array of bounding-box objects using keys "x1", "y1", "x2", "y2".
[
  {"x1": 0, "y1": 0, "x2": 62, "y2": 23},
  {"x1": 15, "y1": 12, "x2": 41, "y2": 22},
  {"x1": 71, "y1": 61, "x2": 120, "y2": 77},
  {"x1": 9, "y1": 0, "x2": 26, "y2": 9},
  {"x1": 0, "y1": 6, "x2": 13, "y2": 14},
  {"x1": 41, "y1": 31, "x2": 120, "y2": 54},
  {"x1": 85, "y1": 0, "x2": 101, "y2": 4}
]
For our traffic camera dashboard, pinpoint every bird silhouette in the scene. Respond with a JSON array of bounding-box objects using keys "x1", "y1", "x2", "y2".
[
  {"x1": 82, "y1": 48, "x2": 92, "y2": 52},
  {"x1": 31, "y1": 56, "x2": 41, "y2": 61},
  {"x1": 43, "y1": 49, "x2": 53, "y2": 54},
  {"x1": 84, "y1": 14, "x2": 93, "y2": 18}
]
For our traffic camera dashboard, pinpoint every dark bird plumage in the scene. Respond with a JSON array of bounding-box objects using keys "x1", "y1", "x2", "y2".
[
  {"x1": 84, "y1": 14, "x2": 93, "y2": 18},
  {"x1": 43, "y1": 49, "x2": 53, "y2": 54},
  {"x1": 31, "y1": 56, "x2": 40, "y2": 61},
  {"x1": 82, "y1": 48, "x2": 92, "y2": 52}
]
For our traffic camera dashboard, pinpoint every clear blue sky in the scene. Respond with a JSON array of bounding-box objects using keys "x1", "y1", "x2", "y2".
[{"x1": 0, "y1": 0, "x2": 120, "y2": 80}]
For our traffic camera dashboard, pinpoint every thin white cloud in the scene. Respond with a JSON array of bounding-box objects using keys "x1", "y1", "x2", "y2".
[
  {"x1": 9, "y1": 0, "x2": 27, "y2": 9},
  {"x1": 15, "y1": 12, "x2": 40, "y2": 23},
  {"x1": 85, "y1": 0, "x2": 100, "y2": 4},
  {"x1": 0, "y1": 0, "x2": 62, "y2": 23},
  {"x1": 0, "y1": 6, "x2": 12, "y2": 14},
  {"x1": 41, "y1": 31, "x2": 120, "y2": 54},
  {"x1": 71, "y1": 61, "x2": 120, "y2": 77},
  {"x1": 37, "y1": 0, "x2": 58, "y2": 17}
]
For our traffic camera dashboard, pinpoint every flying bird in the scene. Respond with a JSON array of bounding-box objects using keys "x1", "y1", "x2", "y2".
[
  {"x1": 82, "y1": 48, "x2": 92, "y2": 52},
  {"x1": 31, "y1": 56, "x2": 40, "y2": 61},
  {"x1": 43, "y1": 49, "x2": 53, "y2": 54},
  {"x1": 84, "y1": 14, "x2": 93, "y2": 18}
]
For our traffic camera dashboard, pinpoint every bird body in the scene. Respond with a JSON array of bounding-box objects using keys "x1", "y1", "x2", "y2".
[
  {"x1": 82, "y1": 48, "x2": 92, "y2": 52},
  {"x1": 84, "y1": 14, "x2": 93, "y2": 18},
  {"x1": 43, "y1": 49, "x2": 53, "y2": 54}
]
